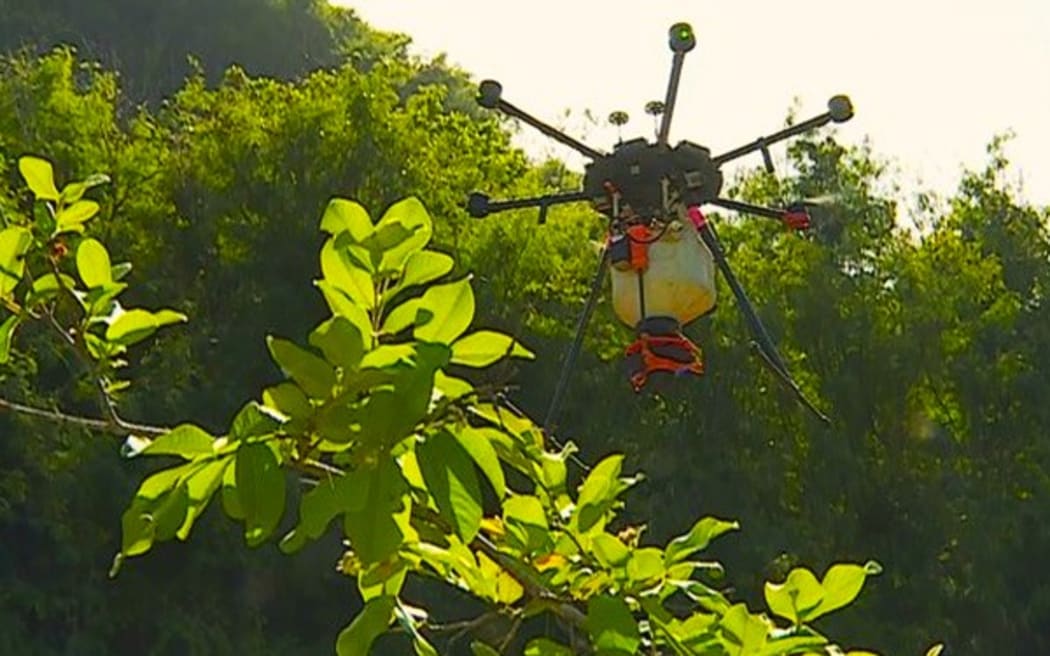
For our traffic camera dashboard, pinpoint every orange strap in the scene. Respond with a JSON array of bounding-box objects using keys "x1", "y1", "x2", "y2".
[
  {"x1": 626, "y1": 224, "x2": 651, "y2": 271},
  {"x1": 625, "y1": 333, "x2": 704, "y2": 391}
]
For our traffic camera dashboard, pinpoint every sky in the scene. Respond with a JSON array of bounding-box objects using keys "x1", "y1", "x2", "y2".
[{"x1": 336, "y1": 0, "x2": 1049, "y2": 206}]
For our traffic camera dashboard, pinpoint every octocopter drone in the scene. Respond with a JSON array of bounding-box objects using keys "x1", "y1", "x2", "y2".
[{"x1": 467, "y1": 22, "x2": 854, "y2": 427}]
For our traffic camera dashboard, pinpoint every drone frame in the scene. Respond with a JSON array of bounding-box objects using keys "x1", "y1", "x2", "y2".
[{"x1": 467, "y1": 22, "x2": 852, "y2": 428}]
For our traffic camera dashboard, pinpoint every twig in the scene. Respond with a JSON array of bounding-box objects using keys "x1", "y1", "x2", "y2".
[{"x1": 0, "y1": 395, "x2": 166, "y2": 436}]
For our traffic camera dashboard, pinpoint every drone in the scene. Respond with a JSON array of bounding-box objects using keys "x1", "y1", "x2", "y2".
[{"x1": 467, "y1": 22, "x2": 854, "y2": 427}]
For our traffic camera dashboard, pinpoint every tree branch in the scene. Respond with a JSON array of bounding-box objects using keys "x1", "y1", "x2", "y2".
[{"x1": 0, "y1": 395, "x2": 167, "y2": 436}]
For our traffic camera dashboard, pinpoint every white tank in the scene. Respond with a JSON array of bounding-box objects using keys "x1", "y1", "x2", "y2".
[{"x1": 610, "y1": 220, "x2": 717, "y2": 328}]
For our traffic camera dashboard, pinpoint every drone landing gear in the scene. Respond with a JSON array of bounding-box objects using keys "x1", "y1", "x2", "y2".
[{"x1": 625, "y1": 316, "x2": 703, "y2": 392}]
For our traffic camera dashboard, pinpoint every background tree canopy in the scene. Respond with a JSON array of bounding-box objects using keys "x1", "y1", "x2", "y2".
[{"x1": 0, "y1": 1, "x2": 1048, "y2": 654}]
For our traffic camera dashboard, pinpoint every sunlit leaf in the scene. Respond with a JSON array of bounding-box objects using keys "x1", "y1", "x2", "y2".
[
  {"x1": 76, "y1": 238, "x2": 112, "y2": 288},
  {"x1": 140, "y1": 424, "x2": 215, "y2": 459},
  {"x1": 176, "y1": 458, "x2": 229, "y2": 540},
  {"x1": 266, "y1": 336, "x2": 337, "y2": 399},
  {"x1": 0, "y1": 314, "x2": 20, "y2": 363},
  {"x1": 450, "y1": 330, "x2": 535, "y2": 367},
  {"x1": 587, "y1": 595, "x2": 642, "y2": 654},
  {"x1": 452, "y1": 425, "x2": 506, "y2": 498},
  {"x1": 236, "y1": 443, "x2": 285, "y2": 546},
  {"x1": 418, "y1": 430, "x2": 483, "y2": 543},
  {"x1": 18, "y1": 156, "x2": 60, "y2": 201},
  {"x1": 321, "y1": 198, "x2": 373, "y2": 241},
  {"x1": 309, "y1": 315, "x2": 365, "y2": 370},
  {"x1": 664, "y1": 516, "x2": 740, "y2": 565},
  {"x1": 335, "y1": 595, "x2": 395, "y2": 656},
  {"x1": 105, "y1": 308, "x2": 187, "y2": 346},
  {"x1": 0, "y1": 227, "x2": 33, "y2": 297},
  {"x1": 414, "y1": 276, "x2": 474, "y2": 344}
]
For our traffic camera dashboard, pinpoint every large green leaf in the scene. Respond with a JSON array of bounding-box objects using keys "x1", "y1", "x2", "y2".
[
  {"x1": 587, "y1": 595, "x2": 642, "y2": 655},
  {"x1": 335, "y1": 595, "x2": 396, "y2": 656},
  {"x1": 414, "y1": 276, "x2": 474, "y2": 344},
  {"x1": 176, "y1": 458, "x2": 230, "y2": 540},
  {"x1": 315, "y1": 280, "x2": 373, "y2": 345},
  {"x1": 806, "y1": 561, "x2": 881, "y2": 622},
  {"x1": 266, "y1": 336, "x2": 337, "y2": 399},
  {"x1": 105, "y1": 308, "x2": 187, "y2": 346},
  {"x1": 575, "y1": 454, "x2": 637, "y2": 533},
  {"x1": 121, "y1": 482, "x2": 190, "y2": 556},
  {"x1": 343, "y1": 457, "x2": 411, "y2": 564},
  {"x1": 280, "y1": 472, "x2": 362, "y2": 553},
  {"x1": 140, "y1": 424, "x2": 215, "y2": 459},
  {"x1": 718, "y1": 604, "x2": 770, "y2": 653},
  {"x1": 371, "y1": 198, "x2": 432, "y2": 273},
  {"x1": 321, "y1": 198, "x2": 373, "y2": 241},
  {"x1": 76, "y1": 238, "x2": 112, "y2": 289},
  {"x1": 321, "y1": 237, "x2": 376, "y2": 309},
  {"x1": 18, "y1": 156, "x2": 60, "y2": 201},
  {"x1": 235, "y1": 443, "x2": 286, "y2": 546},
  {"x1": 380, "y1": 298, "x2": 422, "y2": 335},
  {"x1": 417, "y1": 430, "x2": 483, "y2": 543},
  {"x1": 55, "y1": 200, "x2": 100, "y2": 231},
  {"x1": 0, "y1": 227, "x2": 33, "y2": 297},
  {"x1": 386, "y1": 250, "x2": 453, "y2": 300},
  {"x1": 309, "y1": 315, "x2": 364, "y2": 370},
  {"x1": 764, "y1": 567, "x2": 824, "y2": 625},
  {"x1": 450, "y1": 330, "x2": 535, "y2": 367},
  {"x1": 664, "y1": 517, "x2": 740, "y2": 565},
  {"x1": 452, "y1": 425, "x2": 506, "y2": 498},
  {"x1": 0, "y1": 314, "x2": 21, "y2": 363},
  {"x1": 229, "y1": 401, "x2": 280, "y2": 441},
  {"x1": 261, "y1": 382, "x2": 312, "y2": 420}
]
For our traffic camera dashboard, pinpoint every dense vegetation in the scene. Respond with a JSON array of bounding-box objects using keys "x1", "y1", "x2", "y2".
[{"x1": 0, "y1": 1, "x2": 1047, "y2": 654}]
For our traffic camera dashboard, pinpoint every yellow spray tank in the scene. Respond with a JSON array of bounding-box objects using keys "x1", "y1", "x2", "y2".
[{"x1": 608, "y1": 217, "x2": 717, "y2": 328}]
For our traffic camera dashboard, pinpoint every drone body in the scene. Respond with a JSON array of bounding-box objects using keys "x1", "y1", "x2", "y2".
[{"x1": 468, "y1": 22, "x2": 854, "y2": 427}]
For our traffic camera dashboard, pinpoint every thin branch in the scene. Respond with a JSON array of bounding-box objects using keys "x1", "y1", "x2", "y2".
[{"x1": 0, "y1": 395, "x2": 167, "y2": 436}]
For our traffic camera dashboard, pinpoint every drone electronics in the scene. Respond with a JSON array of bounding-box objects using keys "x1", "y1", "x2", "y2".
[{"x1": 467, "y1": 22, "x2": 855, "y2": 428}]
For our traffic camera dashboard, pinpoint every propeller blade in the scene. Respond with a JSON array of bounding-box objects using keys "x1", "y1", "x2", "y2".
[{"x1": 688, "y1": 208, "x2": 830, "y2": 424}]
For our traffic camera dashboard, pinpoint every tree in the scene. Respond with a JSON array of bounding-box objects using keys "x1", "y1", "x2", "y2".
[{"x1": 0, "y1": 155, "x2": 888, "y2": 655}]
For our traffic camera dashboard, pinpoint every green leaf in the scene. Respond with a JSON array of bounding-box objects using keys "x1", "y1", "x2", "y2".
[
  {"x1": 321, "y1": 198, "x2": 373, "y2": 240},
  {"x1": 418, "y1": 430, "x2": 483, "y2": 543},
  {"x1": 626, "y1": 547, "x2": 665, "y2": 585},
  {"x1": 0, "y1": 314, "x2": 20, "y2": 363},
  {"x1": 18, "y1": 156, "x2": 60, "y2": 201},
  {"x1": 60, "y1": 175, "x2": 108, "y2": 205},
  {"x1": 140, "y1": 424, "x2": 215, "y2": 458},
  {"x1": 105, "y1": 308, "x2": 187, "y2": 346},
  {"x1": 322, "y1": 237, "x2": 376, "y2": 309},
  {"x1": 380, "y1": 298, "x2": 422, "y2": 335},
  {"x1": 450, "y1": 330, "x2": 535, "y2": 367},
  {"x1": 575, "y1": 454, "x2": 631, "y2": 533},
  {"x1": 315, "y1": 280, "x2": 373, "y2": 344},
  {"x1": 236, "y1": 443, "x2": 285, "y2": 546},
  {"x1": 804, "y1": 561, "x2": 880, "y2": 622},
  {"x1": 121, "y1": 483, "x2": 190, "y2": 556},
  {"x1": 229, "y1": 401, "x2": 280, "y2": 441},
  {"x1": 453, "y1": 426, "x2": 506, "y2": 498},
  {"x1": 221, "y1": 461, "x2": 245, "y2": 519},
  {"x1": 591, "y1": 533, "x2": 631, "y2": 568},
  {"x1": 309, "y1": 316, "x2": 364, "y2": 370},
  {"x1": 587, "y1": 595, "x2": 642, "y2": 654},
  {"x1": 76, "y1": 238, "x2": 112, "y2": 288},
  {"x1": 343, "y1": 457, "x2": 411, "y2": 564},
  {"x1": 524, "y1": 638, "x2": 574, "y2": 656},
  {"x1": 0, "y1": 227, "x2": 33, "y2": 297},
  {"x1": 280, "y1": 474, "x2": 359, "y2": 554},
  {"x1": 764, "y1": 567, "x2": 824, "y2": 625},
  {"x1": 414, "y1": 277, "x2": 474, "y2": 344},
  {"x1": 335, "y1": 595, "x2": 396, "y2": 656},
  {"x1": 266, "y1": 336, "x2": 337, "y2": 399},
  {"x1": 26, "y1": 273, "x2": 77, "y2": 306},
  {"x1": 262, "y1": 382, "x2": 312, "y2": 420},
  {"x1": 719, "y1": 603, "x2": 769, "y2": 652},
  {"x1": 373, "y1": 197, "x2": 432, "y2": 272},
  {"x1": 176, "y1": 458, "x2": 229, "y2": 540},
  {"x1": 55, "y1": 200, "x2": 100, "y2": 229},
  {"x1": 502, "y1": 494, "x2": 550, "y2": 553},
  {"x1": 387, "y1": 250, "x2": 453, "y2": 299},
  {"x1": 664, "y1": 517, "x2": 740, "y2": 565}
]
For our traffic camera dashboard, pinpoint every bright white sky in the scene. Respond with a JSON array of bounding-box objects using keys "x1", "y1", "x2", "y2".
[{"x1": 336, "y1": 0, "x2": 1049, "y2": 206}]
